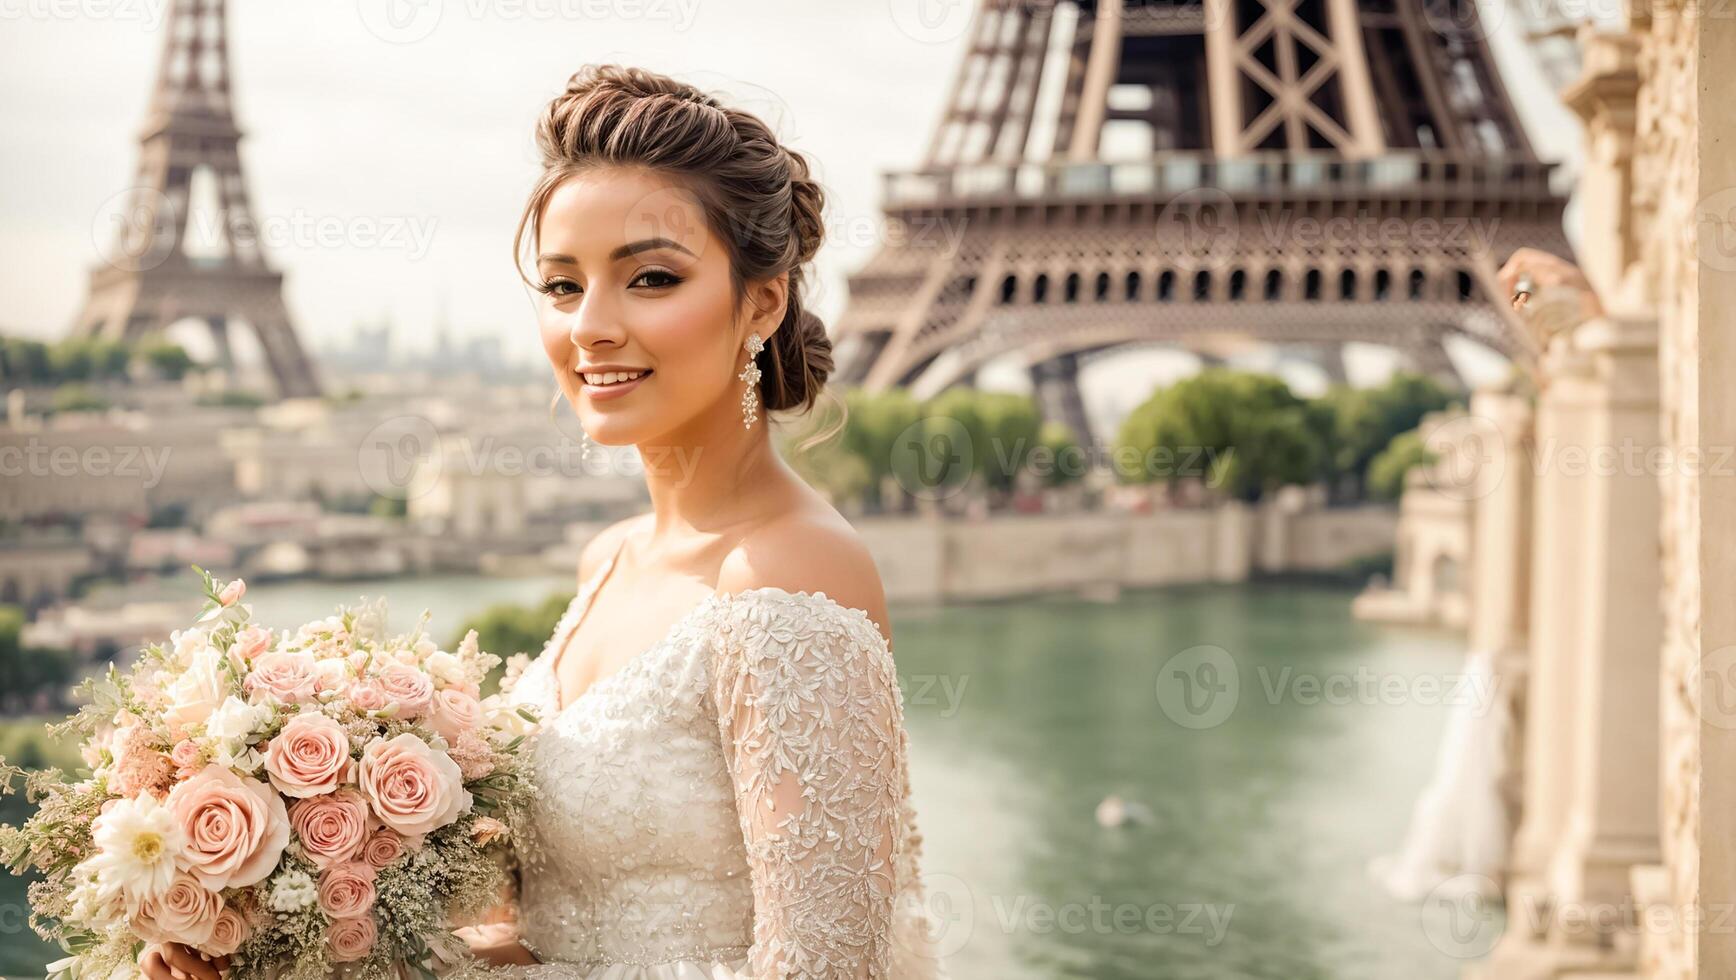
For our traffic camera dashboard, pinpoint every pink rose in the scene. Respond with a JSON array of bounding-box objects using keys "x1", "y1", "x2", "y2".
[
  {"x1": 348, "y1": 683, "x2": 390, "y2": 713},
  {"x1": 374, "y1": 663, "x2": 434, "y2": 718},
  {"x1": 245, "y1": 651, "x2": 318, "y2": 706},
  {"x1": 427, "y1": 689, "x2": 483, "y2": 741},
  {"x1": 232, "y1": 626, "x2": 273, "y2": 662},
  {"x1": 264, "y1": 712, "x2": 353, "y2": 798},
  {"x1": 357, "y1": 733, "x2": 472, "y2": 836},
  {"x1": 200, "y1": 907, "x2": 250, "y2": 957},
  {"x1": 359, "y1": 829, "x2": 405, "y2": 869},
  {"x1": 316, "y1": 862, "x2": 376, "y2": 919},
  {"x1": 289, "y1": 788, "x2": 372, "y2": 868},
  {"x1": 218, "y1": 579, "x2": 246, "y2": 607},
  {"x1": 132, "y1": 871, "x2": 222, "y2": 946},
  {"x1": 170, "y1": 740, "x2": 203, "y2": 770},
  {"x1": 313, "y1": 659, "x2": 351, "y2": 694},
  {"x1": 328, "y1": 916, "x2": 376, "y2": 963},
  {"x1": 166, "y1": 767, "x2": 290, "y2": 891}
]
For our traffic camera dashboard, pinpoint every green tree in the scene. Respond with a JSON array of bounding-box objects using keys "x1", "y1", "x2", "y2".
[
  {"x1": 369, "y1": 494, "x2": 408, "y2": 519},
  {"x1": 0, "y1": 606, "x2": 77, "y2": 712},
  {"x1": 196, "y1": 389, "x2": 267, "y2": 409},
  {"x1": 780, "y1": 395, "x2": 872, "y2": 507},
  {"x1": 49, "y1": 338, "x2": 128, "y2": 381},
  {"x1": 0, "y1": 337, "x2": 51, "y2": 383},
  {"x1": 50, "y1": 384, "x2": 110, "y2": 414},
  {"x1": 839, "y1": 387, "x2": 924, "y2": 512},
  {"x1": 1324, "y1": 372, "x2": 1456, "y2": 496},
  {"x1": 1367, "y1": 428, "x2": 1437, "y2": 501},
  {"x1": 1035, "y1": 420, "x2": 1084, "y2": 488},
  {"x1": 137, "y1": 340, "x2": 194, "y2": 381},
  {"x1": 1115, "y1": 368, "x2": 1321, "y2": 502},
  {"x1": 973, "y1": 391, "x2": 1042, "y2": 497},
  {"x1": 452, "y1": 592, "x2": 573, "y2": 695}
]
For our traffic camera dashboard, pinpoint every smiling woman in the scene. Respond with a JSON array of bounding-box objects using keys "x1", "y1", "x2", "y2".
[
  {"x1": 404, "y1": 64, "x2": 944, "y2": 980},
  {"x1": 514, "y1": 66, "x2": 834, "y2": 453}
]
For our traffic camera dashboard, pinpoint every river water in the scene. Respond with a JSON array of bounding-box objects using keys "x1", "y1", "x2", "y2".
[{"x1": 4, "y1": 575, "x2": 1474, "y2": 979}]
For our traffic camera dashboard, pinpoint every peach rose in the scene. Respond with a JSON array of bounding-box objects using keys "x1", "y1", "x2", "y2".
[
  {"x1": 245, "y1": 651, "x2": 318, "y2": 706},
  {"x1": 316, "y1": 862, "x2": 376, "y2": 919},
  {"x1": 218, "y1": 579, "x2": 246, "y2": 607},
  {"x1": 166, "y1": 767, "x2": 290, "y2": 891},
  {"x1": 312, "y1": 658, "x2": 351, "y2": 694},
  {"x1": 356, "y1": 733, "x2": 471, "y2": 836},
  {"x1": 232, "y1": 625, "x2": 273, "y2": 662},
  {"x1": 348, "y1": 683, "x2": 390, "y2": 713},
  {"x1": 328, "y1": 915, "x2": 376, "y2": 963},
  {"x1": 133, "y1": 871, "x2": 222, "y2": 946},
  {"x1": 427, "y1": 689, "x2": 483, "y2": 741},
  {"x1": 289, "y1": 788, "x2": 371, "y2": 868},
  {"x1": 359, "y1": 829, "x2": 404, "y2": 869},
  {"x1": 170, "y1": 740, "x2": 203, "y2": 770},
  {"x1": 200, "y1": 907, "x2": 250, "y2": 957},
  {"x1": 374, "y1": 663, "x2": 434, "y2": 718},
  {"x1": 264, "y1": 712, "x2": 353, "y2": 798}
]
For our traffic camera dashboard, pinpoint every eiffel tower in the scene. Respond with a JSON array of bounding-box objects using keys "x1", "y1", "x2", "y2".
[
  {"x1": 834, "y1": 0, "x2": 1572, "y2": 444},
  {"x1": 70, "y1": 0, "x2": 321, "y2": 399}
]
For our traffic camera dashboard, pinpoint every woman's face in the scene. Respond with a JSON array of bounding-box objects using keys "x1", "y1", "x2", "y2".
[{"x1": 533, "y1": 166, "x2": 776, "y2": 447}]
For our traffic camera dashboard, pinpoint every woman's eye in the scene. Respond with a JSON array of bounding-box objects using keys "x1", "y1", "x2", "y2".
[
  {"x1": 536, "y1": 278, "x2": 580, "y2": 297},
  {"x1": 632, "y1": 269, "x2": 684, "y2": 289}
]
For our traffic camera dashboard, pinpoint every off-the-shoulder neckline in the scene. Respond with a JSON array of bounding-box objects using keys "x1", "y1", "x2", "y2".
[{"x1": 537, "y1": 582, "x2": 886, "y2": 717}]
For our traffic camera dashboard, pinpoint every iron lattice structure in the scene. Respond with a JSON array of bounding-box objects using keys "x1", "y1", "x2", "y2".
[
  {"x1": 834, "y1": 0, "x2": 1573, "y2": 444},
  {"x1": 70, "y1": 0, "x2": 321, "y2": 398}
]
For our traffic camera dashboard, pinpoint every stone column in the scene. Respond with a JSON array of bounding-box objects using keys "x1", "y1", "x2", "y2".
[
  {"x1": 1541, "y1": 316, "x2": 1662, "y2": 926},
  {"x1": 1464, "y1": 389, "x2": 1535, "y2": 882}
]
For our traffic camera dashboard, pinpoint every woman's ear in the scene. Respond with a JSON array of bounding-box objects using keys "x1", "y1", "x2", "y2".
[{"x1": 742, "y1": 272, "x2": 789, "y2": 342}]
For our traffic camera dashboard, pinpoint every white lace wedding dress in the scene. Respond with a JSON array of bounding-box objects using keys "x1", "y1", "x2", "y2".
[{"x1": 498, "y1": 541, "x2": 949, "y2": 980}]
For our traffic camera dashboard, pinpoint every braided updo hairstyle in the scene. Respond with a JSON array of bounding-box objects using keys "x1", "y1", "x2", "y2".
[{"x1": 515, "y1": 64, "x2": 834, "y2": 423}]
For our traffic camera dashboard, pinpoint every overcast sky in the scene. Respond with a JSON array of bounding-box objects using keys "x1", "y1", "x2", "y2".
[{"x1": 0, "y1": 0, "x2": 1583, "y2": 404}]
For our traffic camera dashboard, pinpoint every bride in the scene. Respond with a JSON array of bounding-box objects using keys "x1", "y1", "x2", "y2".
[{"x1": 139, "y1": 63, "x2": 947, "y2": 980}]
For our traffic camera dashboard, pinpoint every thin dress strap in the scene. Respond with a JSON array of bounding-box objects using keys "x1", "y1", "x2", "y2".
[{"x1": 549, "y1": 532, "x2": 630, "y2": 706}]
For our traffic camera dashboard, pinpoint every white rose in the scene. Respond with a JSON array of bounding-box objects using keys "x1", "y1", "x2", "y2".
[
  {"x1": 482, "y1": 694, "x2": 535, "y2": 738},
  {"x1": 165, "y1": 648, "x2": 232, "y2": 732},
  {"x1": 171, "y1": 627, "x2": 211, "y2": 667},
  {"x1": 205, "y1": 697, "x2": 271, "y2": 746},
  {"x1": 423, "y1": 651, "x2": 466, "y2": 689}
]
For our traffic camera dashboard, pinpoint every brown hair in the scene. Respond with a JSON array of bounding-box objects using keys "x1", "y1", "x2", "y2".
[{"x1": 516, "y1": 64, "x2": 837, "y2": 427}]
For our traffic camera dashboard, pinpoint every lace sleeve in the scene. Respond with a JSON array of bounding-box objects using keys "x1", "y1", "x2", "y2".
[{"x1": 709, "y1": 590, "x2": 904, "y2": 979}]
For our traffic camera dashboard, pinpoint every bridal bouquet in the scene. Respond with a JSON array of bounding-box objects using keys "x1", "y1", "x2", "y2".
[{"x1": 0, "y1": 568, "x2": 540, "y2": 980}]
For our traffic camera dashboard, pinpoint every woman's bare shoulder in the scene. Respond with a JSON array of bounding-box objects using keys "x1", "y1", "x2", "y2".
[
  {"x1": 575, "y1": 512, "x2": 650, "y2": 590},
  {"x1": 714, "y1": 510, "x2": 889, "y2": 642}
]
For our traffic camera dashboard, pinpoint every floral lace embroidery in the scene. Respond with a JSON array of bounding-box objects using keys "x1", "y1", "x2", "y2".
[
  {"x1": 500, "y1": 586, "x2": 947, "y2": 980},
  {"x1": 709, "y1": 590, "x2": 907, "y2": 979}
]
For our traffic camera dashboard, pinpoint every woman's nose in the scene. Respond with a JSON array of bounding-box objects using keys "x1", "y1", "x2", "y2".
[{"x1": 567, "y1": 293, "x2": 623, "y2": 348}]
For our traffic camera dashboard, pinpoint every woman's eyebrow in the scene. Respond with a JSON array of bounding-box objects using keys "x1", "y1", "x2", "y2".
[
  {"x1": 537, "y1": 238, "x2": 697, "y2": 268},
  {"x1": 610, "y1": 237, "x2": 697, "y2": 260}
]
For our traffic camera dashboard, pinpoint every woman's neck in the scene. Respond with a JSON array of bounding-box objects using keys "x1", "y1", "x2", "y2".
[{"x1": 634, "y1": 400, "x2": 795, "y2": 537}]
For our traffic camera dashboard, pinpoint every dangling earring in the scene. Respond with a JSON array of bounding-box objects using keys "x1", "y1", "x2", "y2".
[
  {"x1": 738, "y1": 333, "x2": 765, "y2": 428},
  {"x1": 549, "y1": 387, "x2": 598, "y2": 462}
]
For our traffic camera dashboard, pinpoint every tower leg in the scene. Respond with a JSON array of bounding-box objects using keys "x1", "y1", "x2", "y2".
[
  {"x1": 1029, "y1": 352, "x2": 1094, "y2": 446},
  {"x1": 1282, "y1": 343, "x2": 1351, "y2": 386},
  {"x1": 207, "y1": 315, "x2": 234, "y2": 370},
  {"x1": 247, "y1": 302, "x2": 321, "y2": 399},
  {"x1": 1404, "y1": 338, "x2": 1463, "y2": 391}
]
